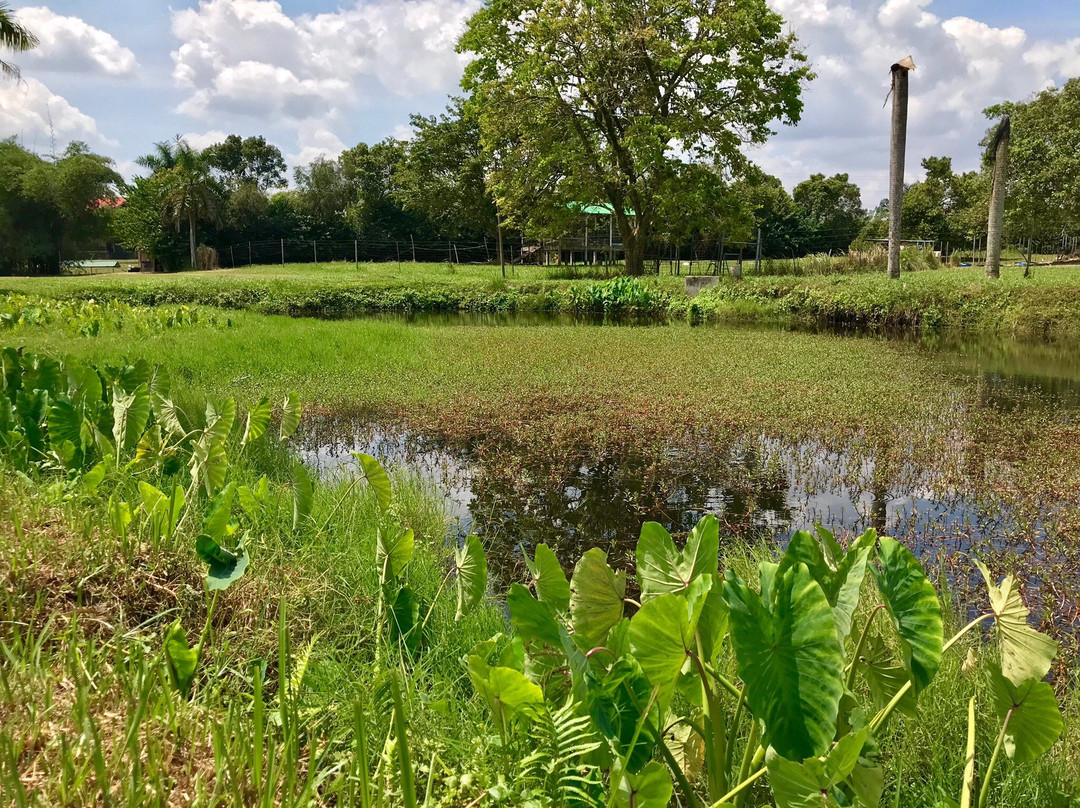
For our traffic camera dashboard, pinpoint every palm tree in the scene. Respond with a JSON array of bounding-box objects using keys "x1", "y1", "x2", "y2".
[
  {"x1": 159, "y1": 142, "x2": 221, "y2": 269},
  {"x1": 985, "y1": 116, "x2": 1011, "y2": 279},
  {"x1": 137, "y1": 136, "x2": 186, "y2": 175},
  {"x1": 0, "y1": 1, "x2": 38, "y2": 82}
]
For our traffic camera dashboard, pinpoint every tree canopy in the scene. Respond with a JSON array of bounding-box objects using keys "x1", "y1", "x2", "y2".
[
  {"x1": 459, "y1": 0, "x2": 812, "y2": 274},
  {"x1": 985, "y1": 78, "x2": 1080, "y2": 244}
]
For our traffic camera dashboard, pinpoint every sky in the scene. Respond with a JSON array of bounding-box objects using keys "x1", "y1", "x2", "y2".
[{"x1": 2, "y1": 0, "x2": 1079, "y2": 206}]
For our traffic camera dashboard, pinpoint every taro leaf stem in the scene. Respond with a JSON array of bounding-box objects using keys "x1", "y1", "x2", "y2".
[{"x1": 977, "y1": 707, "x2": 1013, "y2": 808}]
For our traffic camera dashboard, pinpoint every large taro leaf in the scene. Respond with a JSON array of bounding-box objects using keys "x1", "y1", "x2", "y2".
[
  {"x1": 873, "y1": 538, "x2": 942, "y2": 694},
  {"x1": 377, "y1": 524, "x2": 414, "y2": 584},
  {"x1": 780, "y1": 527, "x2": 875, "y2": 646},
  {"x1": 767, "y1": 731, "x2": 865, "y2": 808},
  {"x1": 569, "y1": 548, "x2": 626, "y2": 647},
  {"x1": 191, "y1": 434, "x2": 228, "y2": 497},
  {"x1": 111, "y1": 382, "x2": 150, "y2": 453},
  {"x1": 524, "y1": 543, "x2": 571, "y2": 613},
  {"x1": 973, "y1": 559, "x2": 1057, "y2": 686},
  {"x1": 860, "y1": 636, "x2": 918, "y2": 718},
  {"x1": 636, "y1": 515, "x2": 719, "y2": 601},
  {"x1": 388, "y1": 584, "x2": 422, "y2": 657},
  {"x1": 508, "y1": 583, "x2": 563, "y2": 648},
  {"x1": 163, "y1": 619, "x2": 198, "y2": 697},
  {"x1": 724, "y1": 562, "x2": 844, "y2": 761},
  {"x1": 586, "y1": 656, "x2": 659, "y2": 773},
  {"x1": 989, "y1": 664, "x2": 1063, "y2": 764},
  {"x1": 467, "y1": 648, "x2": 543, "y2": 725},
  {"x1": 47, "y1": 399, "x2": 92, "y2": 453},
  {"x1": 454, "y1": 534, "x2": 487, "y2": 620},
  {"x1": 195, "y1": 533, "x2": 249, "y2": 591},
  {"x1": 152, "y1": 392, "x2": 187, "y2": 439},
  {"x1": 204, "y1": 397, "x2": 236, "y2": 445},
  {"x1": 627, "y1": 576, "x2": 712, "y2": 703},
  {"x1": 139, "y1": 482, "x2": 185, "y2": 541},
  {"x1": 290, "y1": 461, "x2": 313, "y2": 531},
  {"x1": 67, "y1": 363, "x2": 103, "y2": 409},
  {"x1": 349, "y1": 451, "x2": 392, "y2": 512},
  {"x1": 280, "y1": 391, "x2": 302, "y2": 440},
  {"x1": 241, "y1": 396, "x2": 271, "y2": 446},
  {"x1": 613, "y1": 760, "x2": 672, "y2": 808},
  {"x1": 201, "y1": 481, "x2": 237, "y2": 541}
]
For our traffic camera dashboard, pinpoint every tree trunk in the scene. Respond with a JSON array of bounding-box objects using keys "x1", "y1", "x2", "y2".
[
  {"x1": 188, "y1": 210, "x2": 197, "y2": 269},
  {"x1": 624, "y1": 232, "x2": 646, "y2": 276},
  {"x1": 985, "y1": 116, "x2": 1010, "y2": 279},
  {"x1": 887, "y1": 60, "x2": 912, "y2": 280}
]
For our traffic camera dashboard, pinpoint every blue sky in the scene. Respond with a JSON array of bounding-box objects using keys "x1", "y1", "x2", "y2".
[{"x1": 2, "y1": 0, "x2": 1079, "y2": 205}]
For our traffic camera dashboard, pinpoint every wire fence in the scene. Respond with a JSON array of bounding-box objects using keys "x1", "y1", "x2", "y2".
[{"x1": 210, "y1": 231, "x2": 1080, "y2": 276}]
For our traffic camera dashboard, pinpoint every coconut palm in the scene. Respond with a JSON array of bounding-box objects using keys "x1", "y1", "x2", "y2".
[
  {"x1": 137, "y1": 136, "x2": 186, "y2": 175},
  {"x1": 985, "y1": 116, "x2": 1011, "y2": 279},
  {"x1": 0, "y1": 1, "x2": 38, "y2": 82},
  {"x1": 159, "y1": 142, "x2": 221, "y2": 269}
]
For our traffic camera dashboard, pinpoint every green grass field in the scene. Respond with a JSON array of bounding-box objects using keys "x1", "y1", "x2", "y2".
[{"x1": 5, "y1": 260, "x2": 1080, "y2": 335}]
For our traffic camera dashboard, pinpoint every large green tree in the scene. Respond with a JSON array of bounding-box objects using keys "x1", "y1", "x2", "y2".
[
  {"x1": 458, "y1": 0, "x2": 811, "y2": 275},
  {"x1": 204, "y1": 134, "x2": 287, "y2": 191},
  {"x1": 792, "y1": 173, "x2": 865, "y2": 253},
  {"x1": 396, "y1": 99, "x2": 498, "y2": 243},
  {"x1": 985, "y1": 79, "x2": 1080, "y2": 248},
  {"x1": 901, "y1": 156, "x2": 985, "y2": 248},
  {"x1": 0, "y1": 140, "x2": 121, "y2": 274},
  {"x1": 0, "y1": 1, "x2": 37, "y2": 81},
  {"x1": 153, "y1": 141, "x2": 222, "y2": 269}
]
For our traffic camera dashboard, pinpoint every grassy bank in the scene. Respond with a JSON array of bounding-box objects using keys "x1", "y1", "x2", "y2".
[{"x1": 5, "y1": 261, "x2": 1080, "y2": 336}]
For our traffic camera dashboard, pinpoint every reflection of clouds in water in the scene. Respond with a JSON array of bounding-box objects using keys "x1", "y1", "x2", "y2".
[{"x1": 295, "y1": 416, "x2": 1034, "y2": 568}]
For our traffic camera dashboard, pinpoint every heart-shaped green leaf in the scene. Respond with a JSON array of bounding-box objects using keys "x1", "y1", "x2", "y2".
[
  {"x1": 454, "y1": 534, "x2": 487, "y2": 620},
  {"x1": 781, "y1": 527, "x2": 875, "y2": 646},
  {"x1": 725, "y1": 562, "x2": 844, "y2": 760},
  {"x1": 204, "y1": 397, "x2": 236, "y2": 445},
  {"x1": 874, "y1": 538, "x2": 942, "y2": 693},
  {"x1": 291, "y1": 461, "x2": 313, "y2": 531},
  {"x1": 973, "y1": 559, "x2": 1057, "y2": 686},
  {"x1": 989, "y1": 664, "x2": 1063, "y2": 763},
  {"x1": 280, "y1": 391, "x2": 302, "y2": 440},
  {"x1": 586, "y1": 656, "x2": 659, "y2": 773},
  {"x1": 524, "y1": 543, "x2": 570, "y2": 613},
  {"x1": 202, "y1": 481, "x2": 237, "y2": 541},
  {"x1": 241, "y1": 396, "x2": 271, "y2": 446},
  {"x1": 628, "y1": 576, "x2": 712, "y2": 701},
  {"x1": 163, "y1": 619, "x2": 198, "y2": 697},
  {"x1": 636, "y1": 515, "x2": 718, "y2": 601},
  {"x1": 508, "y1": 583, "x2": 563, "y2": 647},
  {"x1": 112, "y1": 382, "x2": 150, "y2": 452},
  {"x1": 195, "y1": 533, "x2": 249, "y2": 591},
  {"x1": 613, "y1": 760, "x2": 672, "y2": 808},
  {"x1": 389, "y1": 584, "x2": 422, "y2": 656},
  {"x1": 467, "y1": 650, "x2": 543, "y2": 724},
  {"x1": 350, "y1": 451, "x2": 392, "y2": 511},
  {"x1": 377, "y1": 524, "x2": 414, "y2": 584},
  {"x1": 569, "y1": 548, "x2": 626, "y2": 647}
]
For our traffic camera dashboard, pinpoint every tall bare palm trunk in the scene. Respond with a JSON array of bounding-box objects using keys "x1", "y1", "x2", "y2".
[
  {"x1": 887, "y1": 58, "x2": 914, "y2": 280},
  {"x1": 985, "y1": 116, "x2": 1011, "y2": 279},
  {"x1": 188, "y1": 210, "x2": 197, "y2": 269}
]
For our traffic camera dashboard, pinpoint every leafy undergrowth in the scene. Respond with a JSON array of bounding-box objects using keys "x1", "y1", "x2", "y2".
[{"x1": 7, "y1": 263, "x2": 1080, "y2": 335}]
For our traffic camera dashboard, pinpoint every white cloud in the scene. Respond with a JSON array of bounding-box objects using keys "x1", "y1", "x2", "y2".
[
  {"x1": 287, "y1": 128, "x2": 348, "y2": 167},
  {"x1": 0, "y1": 77, "x2": 116, "y2": 149},
  {"x1": 16, "y1": 7, "x2": 137, "y2": 77},
  {"x1": 180, "y1": 129, "x2": 233, "y2": 150},
  {"x1": 754, "y1": 0, "x2": 1080, "y2": 205},
  {"x1": 170, "y1": 0, "x2": 478, "y2": 128}
]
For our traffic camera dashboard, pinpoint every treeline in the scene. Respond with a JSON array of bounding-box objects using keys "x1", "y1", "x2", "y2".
[{"x1": 3, "y1": 79, "x2": 1079, "y2": 274}]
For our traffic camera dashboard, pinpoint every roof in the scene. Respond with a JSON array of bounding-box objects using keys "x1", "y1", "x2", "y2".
[{"x1": 567, "y1": 202, "x2": 636, "y2": 216}]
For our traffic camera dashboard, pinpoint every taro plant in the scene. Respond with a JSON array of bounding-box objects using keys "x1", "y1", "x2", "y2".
[{"x1": 469, "y1": 516, "x2": 1064, "y2": 807}]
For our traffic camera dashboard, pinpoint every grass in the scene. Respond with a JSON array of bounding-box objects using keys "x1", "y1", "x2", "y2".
[
  {"x1": 6, "y1": 259, "x2": 1080, "y2": 336},
  {"x1": 0, "y1": 444, "x2": 506, "y2": 806}
]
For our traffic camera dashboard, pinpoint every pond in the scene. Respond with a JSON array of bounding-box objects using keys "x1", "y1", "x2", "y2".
[{"x1": 297, "y1": 315, "x2": 1080, "y2": 627}]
